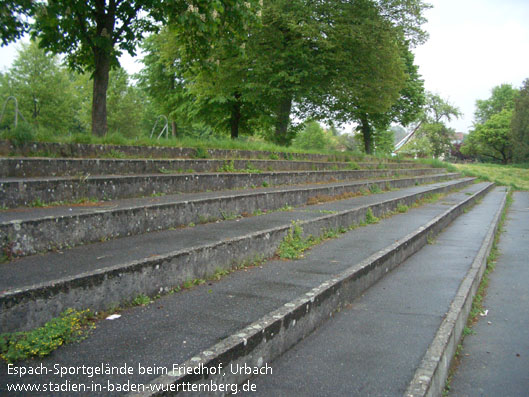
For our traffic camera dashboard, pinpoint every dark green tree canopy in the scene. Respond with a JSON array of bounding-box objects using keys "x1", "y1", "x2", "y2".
[
  {"x1": 0, "y1": 0, "x2": 34, "y2": 45},
  {"x1": 511, "y1": 79, "x2": 529, "y2": 162}
]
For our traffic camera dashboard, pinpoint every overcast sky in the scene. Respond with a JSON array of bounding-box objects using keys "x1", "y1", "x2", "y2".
[
  {"x1": 414, "y1": 0, "x2": 529, "y2": 133},
  {"x1": 1, "y1": 1, "x2": 528, "y2": 135}
]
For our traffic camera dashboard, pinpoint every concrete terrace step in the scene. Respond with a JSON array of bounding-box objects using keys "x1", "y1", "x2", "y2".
[
  {"x1": 0, "y1": 157, "x2": 427, "y2": 177},
  {"x1": 0, "y1": 182, "x2": 498, "y2": 396},
  {"x1": 0, "y1": 139, "x2": 384, "y2": 162},
  {"x1": 0, "y1": 167, "x2": 443, "y2": 208},
  {"x1": 248, "y1": 186, "x2": 507, "y2": 397},
  {"x1": 1, "y1": 172, "x2": 459, "y2": 258},
  {"x1": 0, "y1": 177, "x2": 478, "y2": 332}
]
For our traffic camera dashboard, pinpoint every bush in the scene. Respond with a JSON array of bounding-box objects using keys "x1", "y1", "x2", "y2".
[
  {"x1": 1, "y1": 122, "x2": 36, "y2": 147},
  {"x1": 71, "y1": 133, "x2": 95, "y2": 144}
]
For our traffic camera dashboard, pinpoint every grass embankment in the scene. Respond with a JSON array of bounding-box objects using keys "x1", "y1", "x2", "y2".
[
  {"x1": 411, "y1": 159, "x2": 529, "y2": 191},
  {"x1": 2, "y1": 130, "x2": 365, "y2": 161},
  {"x1": 454, "y1": 163, "x2": 529, "y2": 191}
]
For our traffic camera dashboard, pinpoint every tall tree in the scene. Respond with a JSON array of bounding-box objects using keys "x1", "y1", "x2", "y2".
[
  {"x1": 333, "y1": 47, "x2": 424, "y2": 154},
  {"x1": 474, "y1": 84, "x2": 517, "y2": 124},
  {"x1": 512, "y1": 79, "x2": 529, "y2": 162},
  {"x1": 401, "y1": 92, "x2": 461, "y2": 158},
  {"x1": 462, "y1": 84, "x2": 518, "y2": 163},
  {"x1": 462, "y1": 109, "x2": 513, "y2": 163},
  {"x1": 0, "y1": 41, "x2": 78, "y2": 134},
  {"x1": 137, "y1": 32, "x2": 191, "y2": 137},
  {"x1": 26, "y1": 0, "x2": 257, "y2": 137},
  {"x1": 30, "y1": 1, "x2": 167, "y2": 136},
  {"x1": 142, "y1": 1, "x2": 262, "y2": 140}
]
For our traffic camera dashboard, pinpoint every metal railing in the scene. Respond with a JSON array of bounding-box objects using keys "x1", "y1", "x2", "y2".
[
  {"x1": 0, "y1": 96, "x2": 27, "y2": 128},
  {"x1": 150, "y1": 115, "x2": 169, "y2": 139}
]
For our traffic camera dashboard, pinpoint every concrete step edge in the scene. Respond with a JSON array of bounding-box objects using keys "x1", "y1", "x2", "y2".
[
  {"x1": 128, "y1": 183, "x2": 496, "y2": 397},
  {"x1": 0, "y1": 177, "x2": 477, "y2": 332},
  {"x1": 0, "y1": 157, "x2": 428, "y2": 178},
  {"x1": 0, "y1": 139, "x2": 413, "y2": 163},
  {"x1": 1, "y1": 173, "x2": 460, "y2": 258},
  {"x1": 404, "y1": 187, "x2": 508, "y2": 397},
  {"x1": 0, "y1": 168, "x2": 443, "y2": 208}
]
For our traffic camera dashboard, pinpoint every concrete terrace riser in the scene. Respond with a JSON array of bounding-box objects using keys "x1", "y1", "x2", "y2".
[
  {"x1": 134, "y1": 183, "x2": 495, "y2": 397},
  {"x1": 0, "y1": 140, "x2": 343, "y2": 162},
  {"x1": 1, "y1": 173, "x2": 458, "y2": 258},
  {"x1": 0, "y1": 178, "x2": 478, "y2": 332},
  {"x1": 0, "y1": 168, "x2": 443, "y2": 208},
  {"x1": 0, "y1": 158, "x2": 427, "y2": 177}
]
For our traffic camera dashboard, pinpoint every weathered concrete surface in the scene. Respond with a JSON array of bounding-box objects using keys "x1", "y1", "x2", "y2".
[
  {"x1": 448, "y1": 192, "x2": 529, "y2": 397},
  {"x1": 0, "y1": 140, "x2": 353, "y2": 162},
  {"x1": 247, "y1": 187, "x2": 506, "y2": 397},
  {"x1": 0, "y1": 167, "x2": 442, "y2": 208},
  {"x1": 0, "y1": 183, "x2": 493, "y2": 395},
  {"x1": 0, "y1": 157, "x2": 425, "y2": 177},
  {"x1": 0, "y1": 178, "x2": 478, "y2": 332},
  {"x1": 0, "y1": 172, "x2": 458, "y2": 257},
  {"x1": 405, "y1": 189, "x2": 507, "y2": 397}
]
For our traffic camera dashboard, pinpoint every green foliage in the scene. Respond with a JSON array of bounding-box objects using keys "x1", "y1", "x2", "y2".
[
  {"x1": 192, "y1": 147, "x2": 209, "y2": 159},
  {"x1": 474, "y1": 84, "x2": 517, "y2": 124},
  {"x1": 397, "y1": 203, "x2": 409, "y2": 213},
  {"x1": 277, "y1": 221, "x2": 311, "y2": 259},
  {"x1": 401, "y1": 92, "x2": 461, "y2": 158},
  {"x1": 0, "y1": 41, "x2": 79, "y2": 135},
  {"x1": 293, "y1": 121, "x2": 335, "y2": 150},
  {"x1": 365, "y1": 208, "x2": 380, "y2": 224},
  {"x1": 1, "y1": 121, "x2": 35, "y2": 147},
  {"x1": 420, "y1": 122, "x2": 454, "y2": 158},
  {"x1": 216, "y1": 160, "x2": 261, "y2": 173},
  {"x1": 0, "y1": 308, "x2": 93, "y2": 363},
  {"x1": 369, "y1": 184, "x2": 383, "y2": 194},
  {"x1": 461, "y1": 84, "x2": 521, "y2": 163},
  {"x1": 131, "y1": 294, "x2": 152, "y2": 306},
  {"x1": 341, "y1": 49, "x2": 425, "y2": 154},
  {"x1": 0, "y1": 0, "x2": 34, "y2": 45},
  {"x1": 512, "y1": 79, "x2": 529, "y2": 162},
  {"x1": 374, "y1": 129, "x2": 396, "y2": 155},
  {"x1": 462, "y1": 109, "x2": 514, "y2": 164}
]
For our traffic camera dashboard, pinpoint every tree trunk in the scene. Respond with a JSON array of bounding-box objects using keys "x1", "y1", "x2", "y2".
[
  {"x1": 230, "y1": 93, "x2": 242, "y2": 139},
  {"x1": 360, "y1": 115, "x2": 374, "y2": 154},
  {"x1": 171, "y1": 121, "x2": 177, "y2": 137},
  {"x1": 91, "y1": 49, "x2": 111, "y2": 136},
  {"x1": 274, "y1": 95, "x2": 293, "y2": 145}
]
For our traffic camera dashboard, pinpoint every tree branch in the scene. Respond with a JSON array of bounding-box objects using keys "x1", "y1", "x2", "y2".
[
  {"x1": 112, "y1": 3, "x2": 143, "y2": 44},
  {"x1": 73, "y1": 7, "x2": 95, "y2": 50}
]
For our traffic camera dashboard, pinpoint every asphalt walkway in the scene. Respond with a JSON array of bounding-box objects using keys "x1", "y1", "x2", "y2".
[
  {"x1": 245, "y1": 187, "x2": 507, "y2": 396},
  {"x1": 449, "y1": 191, "x2": 529, "y2": 397}
]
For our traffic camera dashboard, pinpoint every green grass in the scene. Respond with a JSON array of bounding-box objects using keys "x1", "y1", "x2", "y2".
[
  {"x1": 414, "y1": 158, "x2": 458, "y2": 172},
  {"x1": 454, "y1": 163, "x2": 529, "y2": 191},
  {"x1": 2, "y1": 130, "x2": 366, "y2": 162}
]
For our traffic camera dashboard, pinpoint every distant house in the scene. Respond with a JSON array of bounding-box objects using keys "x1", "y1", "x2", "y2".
[{"x1": 451, "y1": 132, "x2": 465, "y2": 145}]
